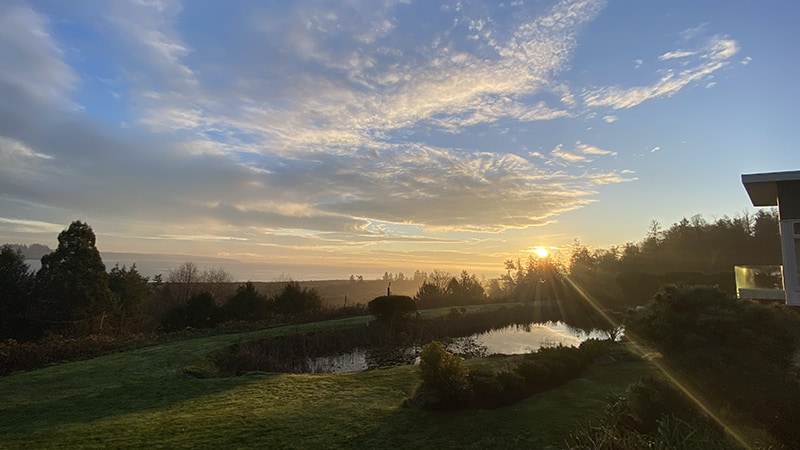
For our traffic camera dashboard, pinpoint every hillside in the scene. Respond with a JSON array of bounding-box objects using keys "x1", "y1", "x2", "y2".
[
  {"x1": 0, "y1": 315, "x2": 653, "y2": 449},
  {"x1": 252, "y1": 278, "x2": 424, "y2": 307}
]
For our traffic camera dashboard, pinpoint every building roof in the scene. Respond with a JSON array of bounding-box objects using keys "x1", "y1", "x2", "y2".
[{"x1": 742, "y1": 170, "x2": 800, "y2": 206}]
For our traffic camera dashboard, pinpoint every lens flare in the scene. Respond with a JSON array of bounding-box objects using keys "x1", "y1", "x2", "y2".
[{"x1": 561, "y1": 274, "x2": 753, "y2": 449}]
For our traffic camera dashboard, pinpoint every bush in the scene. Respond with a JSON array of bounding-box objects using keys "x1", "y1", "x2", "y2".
[
  {"x1": 411, "y1": 337, "x2": 604, "y2": 410},
  {"x1": 625, "y1": 285, "x2": 800, "y2": 447},
  {"x1": 417, "y1": 341, "x2": 470, "y2": 408},
  {"x1": 368, "y1": 295, "x2": 416, "y2": 323},
  {"x1": 578, "y1": 338, "x2": 614, "y2": 359},
  {"x1": 566, "y1": 377, "x2": 734, "y2": 449},
  {"x1": 516, "y1": 360, "x2": 551, "y2": 390},
  {"x1": 0, "y1": 333, "x2": 156, "y2": 375},
  {"x1": 160, "y1": 291, "x2": 222, "y2": 332}
]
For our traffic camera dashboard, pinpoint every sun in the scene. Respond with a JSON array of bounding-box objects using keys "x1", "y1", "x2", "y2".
[{"x1": 532, "y1": 246, "x2": 549, "y2": 258}]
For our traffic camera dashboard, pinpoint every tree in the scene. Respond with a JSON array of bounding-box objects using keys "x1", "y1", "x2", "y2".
[
  {"x1": 108, "y1": 264, "x2": 151, "y2": 331},
  {"x1": 415, "y1": 269, "x2": 452, "y2": 307},
  {"x1": 35, "y1": 221, "x2": 116, "y2": 334},
  {"x1": 164, "y1": 263, "x2": 234, "y2": 306},
  {"x1": 166, "y1": 262, "x2": 201, "y2": 304},
  {"x1": 185, "y1": 292, "x2": 221, "y2": 329},
  {"x1": 0, "y1": 245, "x2": 33, "y2": 339},
  {"x1": 415, "y1": 281, "x2": 446, "y2": 306},
  {"x1": 270, "y1": 281, "x2": 322, "y2": 315},
  {"x1": 200, "y1": 266, "x2": 235, "y2": 303},
  {"x1": 446, "y1": 271, "x2": 485, "y2": 302},
  {"x1": 225, "y1": 281, "x2": 270, "y2": 322}
]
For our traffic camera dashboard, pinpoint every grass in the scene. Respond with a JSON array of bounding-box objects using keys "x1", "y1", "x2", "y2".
[{"x1": 0, "y1": 309, "x2": 655, "y2": 449}]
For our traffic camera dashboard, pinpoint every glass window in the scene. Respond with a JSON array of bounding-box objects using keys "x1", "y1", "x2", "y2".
[{"x1": 795, "y1": 238, "x2": 800, "y2": 285}]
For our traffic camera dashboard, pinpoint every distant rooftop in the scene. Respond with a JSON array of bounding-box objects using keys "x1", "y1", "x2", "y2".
[{"x1": 741, "y1": 170, "x2": 800, "y2": 206}]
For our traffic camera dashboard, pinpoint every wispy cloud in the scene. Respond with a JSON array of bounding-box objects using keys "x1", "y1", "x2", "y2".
[
  {"x1": 0, "y1": 5, "x2": 77, "y2": 107},
  {"x1": 0, "y1": 0, "x2": 747, "y2": 262},
  {"x1": 658, "y1": 49, "x2": 697, "y2": 60},
  {"x1": 583, "y1": 35, "x2": 738, "y2": 109}
]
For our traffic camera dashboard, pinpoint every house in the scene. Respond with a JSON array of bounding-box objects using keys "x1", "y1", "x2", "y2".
[{"x1": 741, "y1": 170, "x2": 800, "y2": 305}]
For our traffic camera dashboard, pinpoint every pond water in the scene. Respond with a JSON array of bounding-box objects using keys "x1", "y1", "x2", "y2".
[{"x1": 306, "y1": 321, "x2": 607, "y2": 373}]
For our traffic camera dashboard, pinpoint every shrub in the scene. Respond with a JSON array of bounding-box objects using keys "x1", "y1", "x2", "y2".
[
  {"x1": 418, "y1": 341, "x2": 470, "y2": 408},
  {"x1": 566, "y1": 377, "x2": 734, "y2": 450},
  {"x1": 625, "y1": 285, "x2": 800, "y2": 447},
  {"x1": 516, "y1": 360, "x2": 551, "y2": 390},
  {"x1": 368, "y1": 295, "x2": 416, "y2": 323},
  {"x1": 578, "y1": 338, "x2": 614, "y2": 359}
]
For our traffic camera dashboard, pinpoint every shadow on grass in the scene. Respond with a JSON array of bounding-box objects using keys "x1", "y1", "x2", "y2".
[
  {"x1": 0, "y1": 337, "x2": 277, "y2": 436},
  {"x1": 343, "y1": 360, "x2": 656, "y2": 449}
]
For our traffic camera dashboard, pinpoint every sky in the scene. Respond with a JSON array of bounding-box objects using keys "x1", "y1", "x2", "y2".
[{"x1": 0, "y1": 0, "x2": 798, "y2": 280}]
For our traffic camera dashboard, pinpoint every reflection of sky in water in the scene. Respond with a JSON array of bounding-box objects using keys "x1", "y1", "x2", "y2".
[
  {"x1": 468, "y1": 321, "x2": 596, "y2": 355},
  {"x1": 308, "y1": 321, "x2": 603, "y2": 373}
]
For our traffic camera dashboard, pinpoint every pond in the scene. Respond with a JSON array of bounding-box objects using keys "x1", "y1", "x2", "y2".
[{"x1": 306, "y1": 321, "x2": 608, "y2": 373}]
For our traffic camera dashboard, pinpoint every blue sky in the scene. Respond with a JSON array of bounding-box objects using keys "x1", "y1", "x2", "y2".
[{"x1": 0, "y1": 0, "x2": 797, "y2": 280}]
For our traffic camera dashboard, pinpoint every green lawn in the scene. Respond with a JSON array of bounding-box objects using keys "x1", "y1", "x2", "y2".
[{"x1": 0, "y1": 313, "x2": 655, "y2": 449}]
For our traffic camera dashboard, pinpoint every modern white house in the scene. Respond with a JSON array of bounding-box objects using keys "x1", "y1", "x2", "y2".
[{"x1": 741, "y1": 170, "x2": 800, "y2": 305}]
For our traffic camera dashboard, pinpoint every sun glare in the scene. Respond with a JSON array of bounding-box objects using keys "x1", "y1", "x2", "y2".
[{"x1": 532, "y1": 246, "x2": 549, "y2": 258}]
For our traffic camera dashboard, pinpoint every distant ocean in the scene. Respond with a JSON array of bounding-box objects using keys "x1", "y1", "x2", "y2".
[{"x1": 25, "y1": 255, "x2": 376, "y2": 282}]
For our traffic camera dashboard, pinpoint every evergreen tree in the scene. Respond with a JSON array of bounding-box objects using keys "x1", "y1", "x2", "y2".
[
  {"x1": 108, "y1": 264, "x2": 151, "y2": 331},
  {"x1": 36, "y1": 221, "x2": 116, "y2": 334},
  {"x1": 0, "y1": 245, "x2": 33, "y2": 339}
]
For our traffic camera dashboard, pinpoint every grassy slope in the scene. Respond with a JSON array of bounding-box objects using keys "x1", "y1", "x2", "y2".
[{"x1": 0, "y1": 311, "x2": 654, "y2": 449}]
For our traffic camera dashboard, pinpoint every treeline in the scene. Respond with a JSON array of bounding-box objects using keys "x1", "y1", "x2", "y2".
[
  {"x1": 566, "y1": 210, "x2": 781, "y2": 307},
  {"x1": 480, "y1": 210, "x2": 782, "y2": 310},
  {"x1": 413, "y1": 270, "x2": 486, "y2": 308},
  {"x1": 0, "y1": 221, "x2": 337, "y2": 342}
]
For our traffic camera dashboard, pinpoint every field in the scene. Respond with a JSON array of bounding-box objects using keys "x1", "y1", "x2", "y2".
[
  {"x1": 0, "y1": 310, "x2": 657, "y2": 449},
  {"x1": 251, "y1": 278, "x2": 424, "y2": 308}
]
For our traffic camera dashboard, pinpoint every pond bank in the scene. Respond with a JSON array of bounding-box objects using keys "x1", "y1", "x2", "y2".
[{"x1": 212, "y1": 304, "x2": 614, "y2": 376}]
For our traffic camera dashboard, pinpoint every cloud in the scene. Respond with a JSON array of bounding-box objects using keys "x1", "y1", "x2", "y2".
[
  {"x1": 658, "y1": 49, "x2": 697, "y2": 60},
  {"x1": 576, "y1": 142, "x2": 616, "y2": 156},
  {"x1": 0, "y1": 0, "x2": 740, "y2": 256},
  {"x1": 536, "y1": 141, "x2": 620, "y2": 169},
  {"x1": 0, "y1": 218, "x2": 65, "y2": 235},
  {"x1": 0, "y1": 4, "x2": 77, "y2": 107},
  {"x1": 583, "y1": 35, "x2": 738, "y2": 109}
]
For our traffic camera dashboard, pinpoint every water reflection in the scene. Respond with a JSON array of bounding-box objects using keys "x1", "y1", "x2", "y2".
[{"x1": 306, "y1": 321, "x2": 605, "y2": 373}]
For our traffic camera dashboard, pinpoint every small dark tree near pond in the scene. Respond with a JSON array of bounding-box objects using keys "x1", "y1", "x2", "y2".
[
  {"x1": 271, "y1": 281, "x2": 323, "y2": 315},
  {"x1": 161, "y1": 291, "x2": 222, "y2": 331},
  {"x1": 224, "y1": 281, "x2": 270, "y2": 322},
  {"x1": 368, "y1": 295, "x2": 416, "y2": 324}
]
